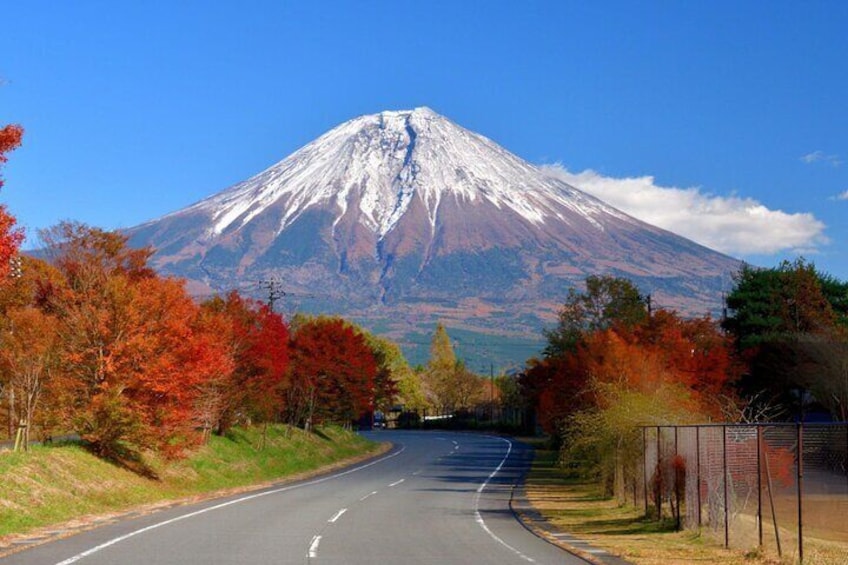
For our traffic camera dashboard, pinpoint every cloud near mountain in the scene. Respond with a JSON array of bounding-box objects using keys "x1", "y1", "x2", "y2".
[{"x1": 541, "y1": 164, "x2": 828, "y2": 255}]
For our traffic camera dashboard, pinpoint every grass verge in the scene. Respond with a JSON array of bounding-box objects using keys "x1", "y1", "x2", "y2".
[
  {"x1": 0, "y1": 425, "x2": 381, "y2": 542},
  {"x1": 523, "y1": 446, "x2": 846, "y2": 565}
]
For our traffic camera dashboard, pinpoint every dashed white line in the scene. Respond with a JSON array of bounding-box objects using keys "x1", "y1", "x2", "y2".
[
  {"x1": 328, "y1": 508, "x2": 347, "y2": 523},
  {"x1": 359, "y1": 491, "x2": 378, "y2": 501},
  {"x1": 308, "y1": 535, "x2": 321, "y2": 558},
  {"x1": 52, "y1": 446, "x2": 405, "y2": 565},
  {"x1": 388, "y1": 478, "x2": 405, "y2": 487}
]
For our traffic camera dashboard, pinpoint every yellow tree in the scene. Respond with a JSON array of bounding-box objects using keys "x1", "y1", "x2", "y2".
[{"x1": 425, "y1": 323, "x2": 457, "y2": 413}]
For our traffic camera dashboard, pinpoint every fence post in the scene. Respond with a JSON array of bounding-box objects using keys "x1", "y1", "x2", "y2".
[
  {"x1": 763, "y1": 429, "x2": 783, "y2": 558},
  {"x1": 696, "y1": 426, "x2": 702, "y2": 528},
  {"x1": 656, "y1": 426, "x2": 662, "y2": 520},
  {"x1": 643, "y1": 427, "x2": 649, "y2": 516},
  {"x1": 674, "y1": 427, "x2": 681, "y2": 530},
  {"x1": 13, "y1": 420, "x2": 27, "y2": 452},
  {"x1": 797, "y1": 422, "x2": 804, "y2": 564},
  {"x1": 723, "y1": 425, "x2": 729, "y2": 548},
  {"x1": 757, "y1": 425, "x2": 763, "y2": 548}
]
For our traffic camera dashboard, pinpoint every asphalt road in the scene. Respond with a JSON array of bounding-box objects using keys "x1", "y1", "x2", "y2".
[{"x1": 2, "y1": 431, "x2": 588, "y2": 564}]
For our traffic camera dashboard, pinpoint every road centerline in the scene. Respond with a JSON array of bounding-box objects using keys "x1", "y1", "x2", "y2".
[
  {"x1": 328, "y1": 508, "x2": 347, "y2": 523},
  {"x1": 308, "y1": 535, "x2": 321, "y2": 558}
]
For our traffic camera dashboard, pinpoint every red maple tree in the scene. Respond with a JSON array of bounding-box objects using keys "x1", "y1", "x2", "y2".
[
  {"x1": 0, "y1": 124, "x2": 25, "y2": 281},
  {"x1": 200, "y1": 292, "x2": 290, "y2": 435},
  {"x1": 290, "y1": 317, "x2": 377, "y2": 428}
]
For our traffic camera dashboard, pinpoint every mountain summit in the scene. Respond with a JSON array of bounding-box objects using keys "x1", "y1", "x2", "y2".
[{"x1": 128, "y1": 108, "x2": 740, "y2": 352}]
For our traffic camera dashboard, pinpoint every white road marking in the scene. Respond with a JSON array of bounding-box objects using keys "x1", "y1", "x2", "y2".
[
  {"x1": 474, "y1": 437, "x2": 535, "y2": 563},
  {"x1": 388, "y1": 478, "x2": 405, "y2": 487},
  {"x1": 308, "y1": 535, "x2": 321, "y2": 558},
  {"x1": 328, "y1": 508, "x2": 347, "y2": 523},
  {"x1": 52, "y1": 446, "x2": 406, "y2": 565},
  {"x1": 359, "y1": 491, "x2": 378, "y2": 501}
]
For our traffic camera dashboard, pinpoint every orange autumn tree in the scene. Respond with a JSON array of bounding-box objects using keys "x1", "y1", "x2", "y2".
[
  {"x1": 522, "y1": 275, "x2": 740, "y2": 493},
  {"x1": 522, "y1": 275, "x2": 648, "y2": 435},
  {"x1": 193, "y1": 303, "x2": 237, "y2": 441},
  {"x1": 0, "y1": 123, "x2": 26, "y2": 443},
  {"x1": 0, "y1": 306, "x2": 59, "y2": 450},
  {"x1": 0, "y1": 256, "x2": 66, "y2": 441},
  {"x1": 40, "y1": 222, "x2": 222, "y2": 459},
  {"x1": 576, "y1": 311, "x2": 737, "y2": 418},
  {"x1": 120, "y1": 276, "x2": 233, "y2": 456},
  {"x1": 565, "y1": 310, "x2": 740, "y2": 494}
]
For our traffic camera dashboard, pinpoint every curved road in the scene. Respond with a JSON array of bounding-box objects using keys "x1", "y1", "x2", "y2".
[{"x1": 2, "y1": 432, "x2": 587, "y2": 564}]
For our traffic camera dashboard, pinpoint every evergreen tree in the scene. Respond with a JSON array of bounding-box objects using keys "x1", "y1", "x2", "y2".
[{"x1": 723, "y1": 259, "x2": 847, "y2": 419}]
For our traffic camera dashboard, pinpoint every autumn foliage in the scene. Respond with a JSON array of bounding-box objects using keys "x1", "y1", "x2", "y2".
[
  {"x1": 520, "y1": 276, "x2": 742, "y2": 494},
  {"x1": 289, "y1": 317, "x2": 377, "y2": 429},
  {"x1": 0, "y1": 220, "x2": 399, "y2": 463},
  {"x1": 523, "y1": 277, "x2": 740, "y2": 439},
  {"x1": 0, "y1": 124, "x2": 24, "y2": 281}
]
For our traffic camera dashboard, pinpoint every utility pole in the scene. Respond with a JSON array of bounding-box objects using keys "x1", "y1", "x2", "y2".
[
  {"x1": 490, "y1": 363, "x2": 495, "y2": 424},
  {"x1": 259, "y1": 279, "x2": 285, "y2": 312}
]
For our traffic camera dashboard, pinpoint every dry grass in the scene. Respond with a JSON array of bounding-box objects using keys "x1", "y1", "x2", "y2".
[{"x1": 524, "y1": 448, "x2": 848, "y2": 565}]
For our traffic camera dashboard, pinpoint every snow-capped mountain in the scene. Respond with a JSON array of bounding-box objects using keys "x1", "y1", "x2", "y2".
[{"x1": 127, "y1": 107, "x2": 740, "y2": 347}]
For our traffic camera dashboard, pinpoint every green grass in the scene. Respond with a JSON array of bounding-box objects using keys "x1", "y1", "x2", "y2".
[{"x1": 0, "y1": 425, "x2": 379, "y2": 538}]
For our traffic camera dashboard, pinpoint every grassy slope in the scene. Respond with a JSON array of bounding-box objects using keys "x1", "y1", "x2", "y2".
[
  {"x1": 0, "y1": 425, "x2": 379, "y2": 538},
  {"x1": 524, "y1": 447, "x2": 847, "y2": 565}
]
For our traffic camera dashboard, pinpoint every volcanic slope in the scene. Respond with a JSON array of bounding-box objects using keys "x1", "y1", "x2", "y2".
[{"x1": 127, "y1": 107, "x2": 740, "y2": 355}]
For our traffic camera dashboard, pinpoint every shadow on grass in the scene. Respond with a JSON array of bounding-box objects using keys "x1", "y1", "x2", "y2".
[
  {"x1": 311, "y1": 428, "x2": 331, "y2": 441},
  {"x1": 577, "y1": 515, "x2": 679, "y2": 536},
  {"x1": 76, "y1": 440, "x2": 160, "y2": 480},
  {"x1": 223, "y1": 428, "x2": 250, "y2": 443}
]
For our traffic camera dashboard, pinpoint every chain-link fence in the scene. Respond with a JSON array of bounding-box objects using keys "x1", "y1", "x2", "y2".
[{"x1": 632, "y1": 423, "x2": 848, "y2": 563}]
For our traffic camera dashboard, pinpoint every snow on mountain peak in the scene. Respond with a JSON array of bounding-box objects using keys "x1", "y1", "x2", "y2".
[{"x1": 181, "y1": 108, "x2": 625, "y2": 240}]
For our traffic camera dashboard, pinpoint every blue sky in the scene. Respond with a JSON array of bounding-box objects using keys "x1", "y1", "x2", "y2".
[{"x1": 1, "y1": 1, "x2": 847, "y2": 281}]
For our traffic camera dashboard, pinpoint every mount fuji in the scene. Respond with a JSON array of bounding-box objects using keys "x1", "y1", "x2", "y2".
[{"x1": 127, "y1": 107, "x2": 740, "y2": 362}]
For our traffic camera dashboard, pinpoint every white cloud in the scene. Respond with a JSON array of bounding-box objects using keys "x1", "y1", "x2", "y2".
[
  {"x1": 801, "y1": 150, "x2": 842, "y2": 167},
  {"x1": 832, "y1": 190, "x2": 848, "y2": 201},
  {"x1": 540, "y1": 164, "x2": 828, "y2": 256}
]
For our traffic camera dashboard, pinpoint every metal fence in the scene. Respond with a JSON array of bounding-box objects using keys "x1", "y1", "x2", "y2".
[{"x1": 631, "y1": 423, "x2": 848, "y2": 563}]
